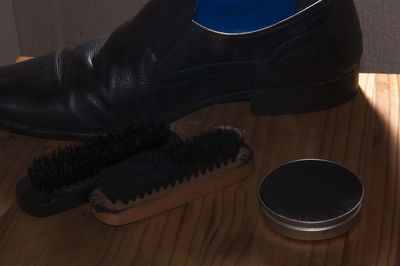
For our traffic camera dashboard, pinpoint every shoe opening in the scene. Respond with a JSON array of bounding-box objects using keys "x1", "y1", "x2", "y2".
[{"x1": 193, "y1": 0, "x2": 320, "y2": 33}]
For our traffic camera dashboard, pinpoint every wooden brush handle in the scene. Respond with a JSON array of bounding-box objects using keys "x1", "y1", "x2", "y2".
[{"x1": 16, "y1": 57, "x2": 34, "y2": 63}]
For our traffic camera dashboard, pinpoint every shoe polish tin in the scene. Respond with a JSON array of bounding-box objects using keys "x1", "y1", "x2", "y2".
[{"x1": 258, "y1": 159, "x2": 364, "y2": 241}]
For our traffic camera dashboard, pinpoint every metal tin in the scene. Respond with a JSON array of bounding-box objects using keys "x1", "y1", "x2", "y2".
[{"x1": 258, "y1": 159, "x2": 364, "y2": 241}]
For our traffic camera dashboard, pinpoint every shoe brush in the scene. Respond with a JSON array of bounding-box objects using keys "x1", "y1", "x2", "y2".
[
  {"x1": 90, "y1": 127, "x2": 254, "y2": 226},
  {"x1": 16, "y1": 119, "x2": 180, "y2": 217}
]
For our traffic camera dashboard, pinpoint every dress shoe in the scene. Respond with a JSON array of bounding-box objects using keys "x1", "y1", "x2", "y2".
[{"x1": 0, "y1": 0, "x2": 362, "y2": 139}]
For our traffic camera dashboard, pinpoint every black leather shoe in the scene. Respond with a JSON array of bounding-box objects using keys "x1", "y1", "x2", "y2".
[{"x1": 0, "y1": 0, "x2": 362, "y2": 139}]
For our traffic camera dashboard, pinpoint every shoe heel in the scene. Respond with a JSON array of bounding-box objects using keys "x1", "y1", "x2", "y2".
[{"x1": 250, "y1": 67, "x2": 360, "y2": 115}]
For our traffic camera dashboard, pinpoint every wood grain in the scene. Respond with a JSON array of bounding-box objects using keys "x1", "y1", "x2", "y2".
[{"x1": 0, "y1": 73, "x2": 399, "y2": 265}]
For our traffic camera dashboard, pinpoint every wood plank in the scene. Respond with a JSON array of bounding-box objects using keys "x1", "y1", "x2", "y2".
[{"x1": 0, "y1": 73, "x2": 399, "y2": 265}]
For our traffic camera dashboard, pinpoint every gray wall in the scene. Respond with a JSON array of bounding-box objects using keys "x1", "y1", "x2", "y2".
[
  {"x1": 4, "y1": 0, "x2": 400, "y2": 73},
  {"x1": 355, "y1": 0, "x2": 400, "y2": 73},
  {"x1": 0, "y1": 0, "x2": 21, "y2": 66}
]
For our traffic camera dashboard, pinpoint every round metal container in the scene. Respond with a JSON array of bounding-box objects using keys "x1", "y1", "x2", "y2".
[{"x1": 258, "y1": 159, "x2": 364, "y2": 241}]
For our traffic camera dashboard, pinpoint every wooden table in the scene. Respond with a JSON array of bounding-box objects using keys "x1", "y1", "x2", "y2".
[{"x1": 0, "y1": 73, "x2": 398, "y2": 266}]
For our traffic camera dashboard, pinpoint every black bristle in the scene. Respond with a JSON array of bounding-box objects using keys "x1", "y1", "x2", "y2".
[
  {"x1": 96, "y1": 128, "x2": 247, "y2": 203},
  {"x1": 28, "y1": 119, "x2": 170, "y2": 193}
]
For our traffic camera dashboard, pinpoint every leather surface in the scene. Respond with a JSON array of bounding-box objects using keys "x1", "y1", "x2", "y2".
[{"x1": 0, "y1": 0, "x2": 362, "y2": 138}]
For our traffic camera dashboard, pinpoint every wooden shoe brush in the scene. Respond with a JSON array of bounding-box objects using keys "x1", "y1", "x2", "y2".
[
  {"x1": 90, "y1": 127, "x2": 253, "y2": 226},
  {"x1": 16, "y1": 119, "x2": 181, "y2": 217}
]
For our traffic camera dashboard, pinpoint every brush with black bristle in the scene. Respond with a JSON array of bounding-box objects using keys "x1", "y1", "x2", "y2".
[
  {"x1": 16, "y1": 119, "x2": 181, "y2": 217},
  {"x1": 89, "y1": 127, "x2": 254, "y2": 226}
]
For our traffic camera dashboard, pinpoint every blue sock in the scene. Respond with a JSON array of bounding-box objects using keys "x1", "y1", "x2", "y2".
[{"x1": 194, "y1": 0, "x2": 297, "y2": 33}]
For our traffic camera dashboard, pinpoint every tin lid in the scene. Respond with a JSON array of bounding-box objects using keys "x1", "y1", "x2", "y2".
[{"x1": 258, "y1": 159, "x2": 364, "y2": 241}]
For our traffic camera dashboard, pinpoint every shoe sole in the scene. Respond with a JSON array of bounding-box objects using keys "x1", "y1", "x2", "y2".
[
  {"x1": 163, "y1": 67, "x2": 360, "y2": 120},
  {"x1": 0, "y1": 67, "x2": 359, "y2": 140}
]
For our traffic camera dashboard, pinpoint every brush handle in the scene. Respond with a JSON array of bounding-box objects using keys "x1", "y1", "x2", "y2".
[{"x1": 16, "y1": 57, "x2": 34, "y2": 63}]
